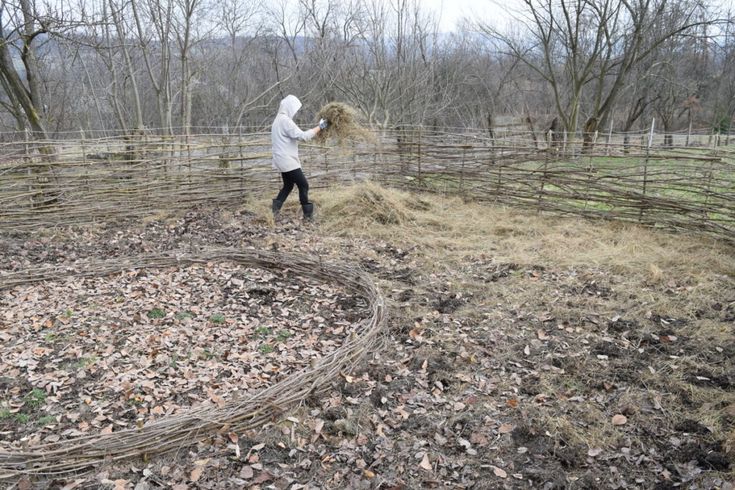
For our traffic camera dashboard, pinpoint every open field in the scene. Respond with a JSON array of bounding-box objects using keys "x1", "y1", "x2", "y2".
[{"x1": 1, "y1": 183, "x2": 733, "y2": 488}]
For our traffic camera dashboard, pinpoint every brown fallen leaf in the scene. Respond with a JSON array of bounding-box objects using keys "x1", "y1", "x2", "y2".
[
  {"x1": 240, "y1": 465, "x2": 254, "y2": 479},
  {"x1": 190, "y1": 466, "x2": 204, "y2": 483},
  {"x1": 612, "y1": 414, "x2": 628, "y2": 426},
  {"x1": 492, "y1": 466, "x2": 508, "y2": 478},
  {"x1": 588, "y1": 447, "x2": 603, "y2": 457},
  {"x1": 498, "y1": 423, "x2": 514, "y2": 434},
  {"x1": 252, "y1": 472, "x2": 273, "y2": 484},
  {"x1": 419, "y1": 453, "x2": 432, "y2": 471},
  {"x1": 113, "y1": 480, "x2": 129, "y2": 490}
]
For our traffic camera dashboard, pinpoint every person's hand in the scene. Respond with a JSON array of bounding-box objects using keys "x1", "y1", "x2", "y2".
[{"x1": 319, "y1": 118, "x2": 329, "y2": 130}]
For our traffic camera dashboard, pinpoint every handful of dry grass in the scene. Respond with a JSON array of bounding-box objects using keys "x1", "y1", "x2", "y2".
[{"x1": 316, "y1": 102, "x2": 374, "y2": 144}]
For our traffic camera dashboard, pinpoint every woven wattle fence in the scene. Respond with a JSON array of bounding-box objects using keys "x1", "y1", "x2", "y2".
[
  {"x1": 0, "y1": 127, "x2": 733, "y2": 241},
  {"x1": 0, "y1": 249, "x2": 387, "y2": 479}
]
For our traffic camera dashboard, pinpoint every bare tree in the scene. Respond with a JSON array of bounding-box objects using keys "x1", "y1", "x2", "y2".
[
  {"x1": 0, "y1": 0, "x2": 51, "y2": 138},
  {"x1": 480, "y1": 0, "x2": 711, "y2": 144}
]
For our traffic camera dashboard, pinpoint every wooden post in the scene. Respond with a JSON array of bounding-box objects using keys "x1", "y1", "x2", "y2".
[
  {"x1": 648, "y1": 118, "x2": 655, "y2": 149},
  {"x1": 606, "y1": 114, "x2": 614, "y2": 155},
  {"x1": 186, "y1": 132, "x2": 192, "y2": 189},
  {"x1": 460, "y1": 145, "x2": 466, "y2": 192},
  {"x1": 239, "y1": 125, "x2": 244, "y2": 198},
  {"x1": 703, "y1": 161, "x2": 715, "y2": 210},
  {"x1": 417, "y1": 127, "x2": 422, "y2": 185},
  {"x1": 80, "y1": 128, "x2": 89, "y2": 193},
  {"x1": 24, "y1": 128, "x2": 32, "y2": 205},
  {"x1": 495, "y1": 159, "x2": 503, "y2": 202},
  {"x1": 639, "y1": 118, "x2": 655, "y2": 223},
  {"x1": 686, "y1": 119, "x2": 692, "y2": 147},
  {"x1": 537, "y1": 139, "x2": 549, "y2": 212}
]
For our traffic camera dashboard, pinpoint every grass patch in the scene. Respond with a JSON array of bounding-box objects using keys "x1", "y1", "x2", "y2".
[
  {"x1": 147, "y1": 308, "x2": 166, "y2": 319},
  {"x1": 258, "y1": 344, "x2": 274, "y2": 354},
  {"x1": 37, "y1": 415, "x2": 57, "y2": 426},
  {"x1": 175, "y1": 311, "x2": 194, "y2": 321},
  {"x1": 209, "y1": 313, "x2": 225, "y2": 324},
  {"x1": 23, "y1": 389, "x2": 46, "y2": 410}
]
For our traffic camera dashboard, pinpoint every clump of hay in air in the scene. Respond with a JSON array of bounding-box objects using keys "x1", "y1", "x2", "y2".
[{"x1": 316, "y1": 102, "x2": 374, "y2": 144}]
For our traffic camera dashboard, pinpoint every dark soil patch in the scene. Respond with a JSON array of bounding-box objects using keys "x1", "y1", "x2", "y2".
[
  {"x1": 674, "y1": 441, "x2": 731, "y2": 471},
  {"x1": 607, "y1": 318, "x2": 640, "y2": 333},
  {"x1": 687, "y1": 370, "x2": 733, "y2": 390},
  {"x1": 590, "y1": 341, "x2": 626, "y2": 358},
  {"x1": 674, "y1": 419, "x2": 711, "y2": 434},
  {"x1": 433, "y1": 295, "x2": 464, "y2": 314}
]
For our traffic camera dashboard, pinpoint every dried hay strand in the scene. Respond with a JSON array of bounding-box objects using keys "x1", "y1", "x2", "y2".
[
  {"x1": 315, "y1": 102, "x2": 374, "y2": 144},
  {"x1": 0, "y1": 248, "x2": 387, "y2": 481},
  {"x1": 316, "y1": 182, "x2": 433, "y2": 229}
]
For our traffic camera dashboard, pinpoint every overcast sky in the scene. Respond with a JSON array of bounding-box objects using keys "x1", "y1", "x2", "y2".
[
  {"x1": 420, "y1": 0, "x2": 524, "y2": 31},
  {"x1": 422, "y1": 0, "x2": 735, "y2": 32}
]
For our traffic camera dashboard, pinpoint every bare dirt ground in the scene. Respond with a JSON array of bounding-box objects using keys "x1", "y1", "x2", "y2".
[{"x1": 1, "y1": 184, "x2": 734, "y2": 489}]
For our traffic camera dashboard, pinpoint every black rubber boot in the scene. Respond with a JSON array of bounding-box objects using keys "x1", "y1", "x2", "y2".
[
  {"x1": 272, "y1": 199, "x2": 284, "y2": 218},
  {"x1": 302, "y1": 202, "x2": 314, "y2": 221}
]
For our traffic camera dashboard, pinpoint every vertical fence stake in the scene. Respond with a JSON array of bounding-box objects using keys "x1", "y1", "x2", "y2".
[
  {"x1": 460, "y1": 146, "x2": 466, "y2": 192},
  {"x1": 417, "y1": 127, "x2": 422, "y2": 186},
  {"x1": 239, "y1": 125, "x2": 244, "y2": 198},
  {"x1": 537, "y1": 145, "x2": 549, "y2": 212},
  {"x1": 24, "y1": 128, "x2": 32, "y2": 206},
  {"x1": 606, "y1": 114, "x2": 614, "y2": 156},
  {"x1": 80, "y1": 128, "x2": 89, "y2": 193},
  {"x1": 639, "y1": 118, "x2": 655, "y2": 223}
]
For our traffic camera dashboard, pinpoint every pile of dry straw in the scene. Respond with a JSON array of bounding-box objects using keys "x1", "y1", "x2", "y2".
[{"x1": 315, "y1": 102, "x2": 374, "y2": 144}]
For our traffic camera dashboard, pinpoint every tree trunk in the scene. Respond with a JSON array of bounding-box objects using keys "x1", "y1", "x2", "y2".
[{"x1": 582, "y1": 117, "x2": 598, "y2": 153}]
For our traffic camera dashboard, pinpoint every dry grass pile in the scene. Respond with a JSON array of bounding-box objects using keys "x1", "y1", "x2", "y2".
[
  {"x1": 315, "y1": 102, "x2": 373, "y2": 144},
  {"x1": 313, "y1": 182, "x2": 437, "y2": 229},
  {"x1": 308, "y1": 183, "x2": 734, "y2": 320}
]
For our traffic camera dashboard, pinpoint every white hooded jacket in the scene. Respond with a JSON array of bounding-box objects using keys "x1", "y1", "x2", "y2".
[{"x1": 271, "y1": 95, "x2": 317, "y2": 173}]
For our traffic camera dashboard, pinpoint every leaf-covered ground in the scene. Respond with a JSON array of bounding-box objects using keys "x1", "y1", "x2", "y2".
[
  {"x1": 1, "y1": 262, "x2": 366, "y2": 447},
  {"x1": 1, "y1": 186, "x2": 734, "y2": 489}
]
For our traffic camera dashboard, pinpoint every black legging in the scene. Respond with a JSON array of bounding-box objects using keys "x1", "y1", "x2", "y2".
[{"x1": 275, "y1": 168, "x2": 309, "y2": 205}]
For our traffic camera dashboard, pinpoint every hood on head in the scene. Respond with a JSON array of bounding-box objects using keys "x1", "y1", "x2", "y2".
[{"x1": 278, "y1": 95, "x2": 302, "y2": 118}]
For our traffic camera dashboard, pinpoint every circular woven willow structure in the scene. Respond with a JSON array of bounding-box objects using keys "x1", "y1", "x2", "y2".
[{"x1": 0, "y1": 249, "x2": 387, "y2": 481}]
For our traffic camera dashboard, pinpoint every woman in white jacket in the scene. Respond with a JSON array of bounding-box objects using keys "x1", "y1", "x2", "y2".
[{"x1": 271, "y1": 95, "x2": 328, "y2": 220}]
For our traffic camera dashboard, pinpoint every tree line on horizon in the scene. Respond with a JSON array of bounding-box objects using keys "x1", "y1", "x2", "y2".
[{"x1": 0, "y1": 0, "x2": 733, "y2": 141}]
